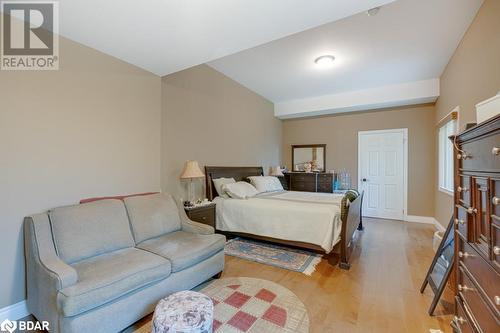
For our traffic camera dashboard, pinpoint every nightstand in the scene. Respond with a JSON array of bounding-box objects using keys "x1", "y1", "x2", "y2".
[{"x1": 184, "y1": 203, "x2": 216, "y2": 228}]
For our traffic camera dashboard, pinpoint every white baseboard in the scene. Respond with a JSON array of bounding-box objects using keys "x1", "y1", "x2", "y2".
[
  {"x1": 0, "y1": 300, "x2": 29, "y2": 322},
  {"x1": 404, "y1": 215, "x2": 446, "y2": 232}
]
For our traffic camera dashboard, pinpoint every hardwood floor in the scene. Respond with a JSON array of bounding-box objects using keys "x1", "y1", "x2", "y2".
[
  {"x1": 23, "y1": 217, "x2": 454, "y2": 332},
  {"x1": 221, "y1": 218, "x2": 453, "y2": 333}
]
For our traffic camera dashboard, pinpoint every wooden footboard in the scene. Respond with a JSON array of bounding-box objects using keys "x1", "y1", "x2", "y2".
[{"x1": 337, "y1": 191, "x2": 364, "y2": 269}]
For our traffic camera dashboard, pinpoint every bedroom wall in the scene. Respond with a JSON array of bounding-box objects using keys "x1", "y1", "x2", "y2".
[
  {"x1": 161, "y1": 64, "x2": 281, "y2": 200},
  {"x1": 434, "y1": 0, "x2": 500, "y2": 227},
  {"x1": 0, "y1": 31, "x2": 162, "y2": 308},
  {"x1": 282, "y1": 104, "x2": 436, "y2": 217}
]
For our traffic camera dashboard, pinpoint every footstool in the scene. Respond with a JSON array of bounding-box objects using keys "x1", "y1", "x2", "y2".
[{"x1": 152, "y1": 290, "x2": 214, "y2": 333}]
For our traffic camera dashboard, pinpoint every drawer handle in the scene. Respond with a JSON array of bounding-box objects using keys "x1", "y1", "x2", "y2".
[
  {"x1": 454, "y1": 316, "x2": 467, "y2": 325},
  {"x1": 466, "y1": 207, "x2": 477, "y2": 214},
  {"x1": 454, "y1": 218, "x2": 465, "y2": 226},
  {"x1": 458, "y1": 284, "x2": 475, "y2": 293},
  {"x1": 492, "y1": 147, "x2": 500, "y2": 155},
  {"x1": 493, "y1": 197, "x2": 500, "y2": 206},
  {"x1": 458, "y1": 251, "x2": 475, "y2": 259},
  {"x1": 495, "y1": 296, "x2": 500, "y2": 306},
  {"x1": 457, "y1": 186, "x2": 468, "y2": 193},
  {"x1": 457, "y1": 152, "x2": 472, "y2": 160},
  {"x1": 201, "y1": 216, "x2": 206, "y2": 220},
  {"x1": 494, "y1": 246, "x2": 500, "y2": 256}
]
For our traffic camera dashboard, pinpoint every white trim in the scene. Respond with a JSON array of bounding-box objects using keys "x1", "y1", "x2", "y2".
[
  {"x1": 404, "y1": 215, "x2": 446, "y2": 232},
  {"x1": 438, "y1": 187, "x2": 454, "y2": 197},
  {"x1": 0, "y1": 300, "x2": 29, "y2": 322},
  {"x1": 433, "y1": 220, "x2": 446, "y2": 232},
  {"x1": 358, "y1": 128, "x2": 408, "y2": 221},
  {"x1": 404, "y1": 215, "x2": 436, "y2": 224}
]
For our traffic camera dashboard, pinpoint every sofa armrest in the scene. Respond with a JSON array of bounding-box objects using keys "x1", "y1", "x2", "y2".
[
  {"x1": 182, "y1": 220, "x2": 215, "y2": 235},
  {"x1": 176, "y1": 200, "x2": 215, "y2": 235},
  {"x1": 25, "y1": 213, "x2": 78, "y2": 332},
  {"x1": 25, "y1": 214, "x2": 78, "y2": 290}
]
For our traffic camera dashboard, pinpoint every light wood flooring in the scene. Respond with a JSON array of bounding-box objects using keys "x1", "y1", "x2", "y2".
[{"x1": 128, "y1": 217, "x2": 454, "y2": 333}]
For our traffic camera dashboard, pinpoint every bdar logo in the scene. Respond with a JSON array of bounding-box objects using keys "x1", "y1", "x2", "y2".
[{"x1": 0, "y1": 319, "x2": 17, "y2": 333}]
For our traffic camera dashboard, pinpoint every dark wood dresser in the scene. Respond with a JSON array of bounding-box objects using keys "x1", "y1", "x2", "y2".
[
  {"x1": 452, "y1": 114, "x2": 499, "y2": 332},
  {"x1": 283, "y1": 172, "x2": 333, "y2": 193}
]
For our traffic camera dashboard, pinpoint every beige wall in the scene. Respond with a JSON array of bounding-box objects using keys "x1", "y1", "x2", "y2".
[
  {"x1": 161, "y1": 64, "x2": 281, "y2": 200},
  {"x1": 434, "y1": 0, "x2": 500, "y2": 227},
  {"x1": 282, "y1": 105, "x2": 436, "y2": 217},
  {"x1": 0, "y1": 35, "x2": 161, "y2": 307}
]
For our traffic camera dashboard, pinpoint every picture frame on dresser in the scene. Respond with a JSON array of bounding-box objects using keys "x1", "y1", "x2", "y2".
[{"x1": 420, "y1": 216, "x2": 455, "y2": 315}]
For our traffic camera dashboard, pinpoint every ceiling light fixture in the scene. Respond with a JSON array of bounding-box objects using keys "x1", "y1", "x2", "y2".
[
  {"x1": 314, "y1": 55, "x2": 335, "y2": 67},
  {"x1": 367, "y1": 7, "x2": 380, "y2": 16}
]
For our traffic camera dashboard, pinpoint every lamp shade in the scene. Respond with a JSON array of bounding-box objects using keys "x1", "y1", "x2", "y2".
[
  {"x1": 269, "y1": 166, "x2": 284, "y2": 176},
  {"x1": 180, "y1": 160, "x2": 205, "y2": 179}
]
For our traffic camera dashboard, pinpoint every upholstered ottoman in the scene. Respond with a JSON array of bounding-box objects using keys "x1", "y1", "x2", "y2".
[{"x1": 152, "y1": 290, "x2": 213, "y2": 333}]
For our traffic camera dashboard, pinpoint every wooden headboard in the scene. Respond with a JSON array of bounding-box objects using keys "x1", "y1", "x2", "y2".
[{"x1": 205, "y1": 166, "x2": 264, "y2": 201}]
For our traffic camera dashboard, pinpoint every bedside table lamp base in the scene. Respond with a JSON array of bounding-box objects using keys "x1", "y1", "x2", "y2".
[
  {"x1": 180, "y1": 160, "x2": 205, "y2": 206},
  {"x1": 188, "y1": 179, "x2": 195, "y2": 204}
]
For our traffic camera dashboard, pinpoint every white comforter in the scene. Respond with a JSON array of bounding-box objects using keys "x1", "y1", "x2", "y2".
[{"x1": 214, "y1": 191, "x2": 344, "y2": 253}]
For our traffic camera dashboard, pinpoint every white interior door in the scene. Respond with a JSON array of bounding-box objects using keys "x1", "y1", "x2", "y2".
[{"x1": 358, "y1": 129, "x2": 406, "y2": 220}]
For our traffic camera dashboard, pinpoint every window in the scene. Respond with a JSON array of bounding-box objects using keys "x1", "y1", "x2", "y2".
[{"x1": 438, "y1": 119, "x2": 457, "y2": 194}]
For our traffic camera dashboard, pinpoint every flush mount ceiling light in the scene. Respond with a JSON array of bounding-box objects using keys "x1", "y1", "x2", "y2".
[{"x1": 314, "y1": 55, "x2": 335, "y2": 68}]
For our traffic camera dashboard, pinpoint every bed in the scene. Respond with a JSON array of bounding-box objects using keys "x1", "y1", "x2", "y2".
[{"x1": 205, "y1": 166, "x2": 363, "y2": 269}]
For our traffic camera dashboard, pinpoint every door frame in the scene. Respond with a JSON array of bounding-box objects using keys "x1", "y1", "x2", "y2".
[{"x1": 357, "y1": 128, "x2": 408, "y2": 220}]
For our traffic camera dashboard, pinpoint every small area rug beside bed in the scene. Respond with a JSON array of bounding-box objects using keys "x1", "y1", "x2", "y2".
[{"x1": 225, "y1": 238, "x2": 322, "y2": 275}]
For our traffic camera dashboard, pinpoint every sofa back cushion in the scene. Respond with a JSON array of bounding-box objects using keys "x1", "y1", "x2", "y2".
[
  {"x1": 124, "y1": 193, "x2": 181, "y2": 244},
  {"x1": 49, "y1": 200, "x2": 135, "y2": 264}
]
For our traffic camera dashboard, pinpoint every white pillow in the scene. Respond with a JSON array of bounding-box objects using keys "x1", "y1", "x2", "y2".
[
  {"x1": 248, "y1": 176, "x2": 284, "y2": 193},
  {"x1": 222, "y1": 181, "x2": 259, "y2": 199},
  {"x1": 212, "y1": 177, "x2": 235, "y2": 198}
]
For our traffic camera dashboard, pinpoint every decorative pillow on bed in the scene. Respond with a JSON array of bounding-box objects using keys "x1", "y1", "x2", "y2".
[
  {"x1": 247, "y1": 176, "x2": 284, "y2": 193},
  {"x1": 213, "y1": 177, "x2": 236, "y2": 198},
  {"x1": 222, "y1": 181, "x2": 259, "y2": 199}
]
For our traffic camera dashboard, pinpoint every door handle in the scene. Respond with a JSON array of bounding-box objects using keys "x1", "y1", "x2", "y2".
[{"x1": 362, "y1": 178, "x2": 367, "y2": 182}]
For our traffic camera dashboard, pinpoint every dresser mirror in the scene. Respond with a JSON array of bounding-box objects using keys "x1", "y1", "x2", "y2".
[{"x1": 291, "y1": 144, "x2": 326, "y2": 172}]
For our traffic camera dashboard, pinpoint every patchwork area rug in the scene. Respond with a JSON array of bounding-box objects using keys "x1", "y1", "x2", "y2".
[
  {"x1": 202, "y1": 277, "x2": 309, "y2": 332},
  {"x1": 134, "y1": 278, "x2": 309, "y2": 333},
  {"x1": 225, "y1": 238, "x2": 322, "y2": 275}
]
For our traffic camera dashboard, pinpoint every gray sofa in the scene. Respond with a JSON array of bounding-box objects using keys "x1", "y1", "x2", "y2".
[{"x1": 24, "y1": 193, "x2": 225, "y2": 333}]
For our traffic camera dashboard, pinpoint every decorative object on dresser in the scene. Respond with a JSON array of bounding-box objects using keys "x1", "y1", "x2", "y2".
[
  {"x1": 184, "y1": 203, "x2": 216, "y2": 228},
  {"x1": 451, "y1": 114, "x2": 499, "y2": 333},
  {"x1": 283, "y1": 171, "x2": 334, "y2": 193},
  {"x1": 291, "y1": 144, "x2": 326, "y2": 172},
  {"x1": 420, "y1": 216, "x2": 455, "y2": 315},
  {"x1": 476, "y1": 92, "x2": 500, "y2": 124},
  {"x1": 180, "y1": 160, "x2": 205, "y2": 206}
]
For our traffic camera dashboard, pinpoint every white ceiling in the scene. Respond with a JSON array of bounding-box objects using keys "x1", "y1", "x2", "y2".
[
  {"x1": 54, "y1": 0, "x2": 396, "y2": 76},
  {"x1": 208, "y1": 0, "x2": 483, "y2": 104}
]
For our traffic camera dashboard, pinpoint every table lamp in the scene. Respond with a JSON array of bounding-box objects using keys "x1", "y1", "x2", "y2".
[
  {"x1": 180, "y1": 160, "x2": 205, "y2": 204},
  {"x1": 269, "y1": 166, "x2": 284, "y2": 176}
]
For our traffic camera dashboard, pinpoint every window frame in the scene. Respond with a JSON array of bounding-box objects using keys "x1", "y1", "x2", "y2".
[{"x1": 438, "y1": 116, "x2": 458, "y2": 196}]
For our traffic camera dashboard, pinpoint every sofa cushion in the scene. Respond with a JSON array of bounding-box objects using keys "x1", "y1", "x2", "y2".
[
  {"x1": 49, "y1": 200, "x2": 135, "y2": 264},
  {"x1": 137, "y1": 231, "x2": 225, "y2": 272},
  {"x1": 58, "y1": 248, "x2": 171, "y2": 317},
  {"x1": 124, "y1": 193, "x2": 181, "y2": 243}
]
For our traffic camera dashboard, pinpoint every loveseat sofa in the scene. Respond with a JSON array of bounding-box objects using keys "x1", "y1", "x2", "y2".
[{"x1": 24, "y1": 193, "x2": 225, "y2": 333}]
